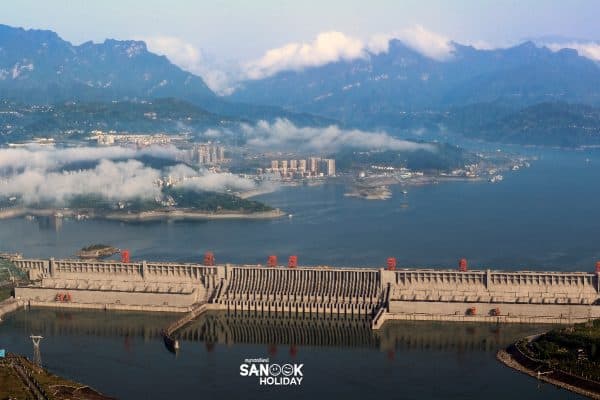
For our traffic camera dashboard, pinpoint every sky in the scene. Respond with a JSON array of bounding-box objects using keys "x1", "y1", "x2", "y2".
[{"x1": 2, "y1": 0, "x2": 600, "y2": 92}]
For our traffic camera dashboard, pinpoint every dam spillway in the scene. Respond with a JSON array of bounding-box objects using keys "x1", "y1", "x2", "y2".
[{"x1": 9, "y1": 257, "x2": 600, "y2": 328}]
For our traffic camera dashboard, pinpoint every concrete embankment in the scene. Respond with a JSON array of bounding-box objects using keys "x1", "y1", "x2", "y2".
[
  {"x1": 103, "y1": 209, "x2": 285, "y2": 221},
  {"x1": 497, "y1": 342, "x2": 600, "y2": 399},
  {"x1": 0, "y1": 208, "x2": 286, "y2": 222},
  {"x1": 25, "y1": 300, "x2": 192, "y2": 314},
  {"x1": 0, "y1": 298, "x2": 24, "y2": 321}
]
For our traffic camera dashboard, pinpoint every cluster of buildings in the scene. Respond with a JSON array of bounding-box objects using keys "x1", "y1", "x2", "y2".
[
  {"x1": 92, "y1": 131, "x2": 189, "y2": 146},
  {"x1": 260, "y1": 157, "x2": 336, "y2": 179},
  {"x1": 190, "y1": 143, "x2": 226, "y2": 165},
  {"x1": 369, "y1": 165, "x2": 425, "y2": 179}
]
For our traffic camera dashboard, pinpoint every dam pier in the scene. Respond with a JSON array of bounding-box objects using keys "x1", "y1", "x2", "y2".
[{"x1": 8, "y1": 255, "x2": 600, "y2": 335}]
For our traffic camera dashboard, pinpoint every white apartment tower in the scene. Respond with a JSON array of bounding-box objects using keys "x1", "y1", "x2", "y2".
[{"x1": 326, "y1": 159, "x2": 336, "y2": 176}]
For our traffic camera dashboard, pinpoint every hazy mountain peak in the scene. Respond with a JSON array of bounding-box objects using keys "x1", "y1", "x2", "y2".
[
  {"x1": 230, "y1": 38, "x2": 600, "y2": 125},
  {"x1": 0, "y1": 24, "x2": 215, "y2": 103}
]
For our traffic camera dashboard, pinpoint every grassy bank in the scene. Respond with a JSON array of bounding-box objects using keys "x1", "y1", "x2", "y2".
[
  {"x1": 519, "y1": 319, "x2": 600, "y2": 381},
  {"x1": 0, "y1": 354, "x2": 115, "y2": 400}
]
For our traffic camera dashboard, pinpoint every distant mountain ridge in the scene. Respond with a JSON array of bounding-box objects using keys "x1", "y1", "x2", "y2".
[
  {"x1": 2, "y1": 23, "x2": 600, "y2": 147},
  {"x1": 230, "y1": 39, "x2": 600, "y2": 127},
  {"x1": 446, "y1": 102, "x2": 600, "y2": 147},
  {"x1": 0, "y1": 24, "x2": 215, "y2": 104},
  {"x1": 0, "y1": 24, "x2": 337, "y2": 127}
]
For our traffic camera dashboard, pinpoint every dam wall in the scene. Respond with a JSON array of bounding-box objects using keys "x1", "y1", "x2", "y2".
[
  {"x1": 10, "y1": 258, "x2": 600, "y2": 327},
  {"x1": 388, "y1": 269, "x2": 599, "y2": 304},
  {"x1": 216, "y1": 265, "x2": 384, "y2": 316}
]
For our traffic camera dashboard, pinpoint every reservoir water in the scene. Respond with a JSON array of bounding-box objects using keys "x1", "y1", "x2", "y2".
[{"x1": 1, "y1": 147, "x2": 599, "y2": 399}]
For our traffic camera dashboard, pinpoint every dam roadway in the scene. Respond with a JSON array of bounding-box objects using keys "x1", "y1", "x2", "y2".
[{"x1": 8, "y1": 256, "x2": 600, "y2": 333}]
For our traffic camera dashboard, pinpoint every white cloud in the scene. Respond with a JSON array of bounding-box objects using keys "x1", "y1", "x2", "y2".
[
  {"x1": 367, "y1": 33, "x2": 393, "y2": 54},
  {"x1": 0, "y1": 159, "x2": 162, "y2": 205},
  {"x1": 0, "y1": 145, "x2": 181, "y2": 172},
  {"x1": 143, "y1": 35, "x2": 238, "y2": 95},
  {"x1": 462, "y1": 40, "x2": 498, "y2": 50},
  {"x1": 179, "y1": 172, "x2": 256, "y2": 193},
  {"x1": 394, "y1": 25, "x2": 455, "y2": 60},
  {"x1": 238, "y1": 118, "x2": 434, "y2": 153},
  {"x1": 544, "y1": 41, "x2": 600, "y2": 62},
  {"x1": 244, "y1": 31, "x2": 367, "y2": 80},
  {"x1": 139, "y1": 27, "x2": 458, "y2": 86},
  {"x1": 0, "y1": 146, "x2": 259, "y2": 206},
  {"x1": 243, "y1": 26, "x2": 455, "y2": 79},
  {"x1": 144, "y1": 36, "x2": 202, "y2": 72}
]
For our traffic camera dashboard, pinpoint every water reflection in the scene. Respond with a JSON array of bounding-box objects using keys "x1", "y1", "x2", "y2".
[
  {"x1": 35, "y1": 215, "x2": 63, "y2": 232},
  {"x1": 6, "y1": 309, "x2": 549, "y2": 355},
  {"x1": 2, "y1": 309, "x2": 581, "y2": 400}
]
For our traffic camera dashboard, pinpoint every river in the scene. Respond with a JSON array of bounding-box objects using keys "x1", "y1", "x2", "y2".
[{"x1": 1, "y1": 147, "x2": 599, "y2": 399}]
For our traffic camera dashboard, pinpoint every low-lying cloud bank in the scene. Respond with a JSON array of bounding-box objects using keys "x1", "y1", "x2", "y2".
[
  {"x1": 1, "y1": 159, "x2": 162, "y2": 205},
  {"x1": 0, "y1": 146, "x2": 258, "y2": 206},
  {"x1": 237, "y1": 119, "x2": 435, "y2": 153},
  {"x1": 165, "y1": 164, "x2": 256, "y2": 192},
  {"x1": 0, "y1": 145, "x2": 181, "y2": 173}
]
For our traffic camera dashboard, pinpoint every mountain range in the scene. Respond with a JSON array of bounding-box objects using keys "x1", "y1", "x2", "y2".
[
  {"x1": 230, "y1": 39, "x2": 600, "y2": 128},
  {"x1": 0, "y1": 24, "x2": 333, "y2": 127},
  {"x1": 1, "y1": 23, "x2": 600, "y2": 146},
  {"x1": 0, "y1": 24, "x2": 214, "y2": 104}
]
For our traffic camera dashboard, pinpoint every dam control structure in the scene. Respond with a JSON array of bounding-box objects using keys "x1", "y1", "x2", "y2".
[{"x1": 8, "y1": 255, "x2": 600, "y2": 333}]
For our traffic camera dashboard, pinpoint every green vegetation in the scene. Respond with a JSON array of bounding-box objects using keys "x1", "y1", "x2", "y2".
[
  {"x1": 0, "y1": 363, "x2": 30, "y2": 400},
  {"x1": 66, "y1": 194, "x2": 113, "y2": 211},
  {"x1": 0, "y1": 286, "x2": 12, "y2": 301},
  {"x1": 446, "y1": 102, "x2": 600, "y2": 147},
  {"x1": 163, "y1": 187, "x2": 273, "y2": 213},
  {"x1": 0, "y1": 355, "x2": 115, "y2": 400},
  {"x1": 0, "y1": 260, "x2": 27, "y2": 300},
  {"x1": 0, "y1": 98, "x2": 241, "y2": 143},
  {"x1": 1, "y1": 186, "x2": 274, "y2": 216},
  {"x1": 519, "y1": 320, "x2": 600, "y2": 381},
  {"x1": 335, "y1": 143, "x2": 477, "y2": 172},
  {"x1": 80, "y1": 244, "x2": 113, "y2": 251}
]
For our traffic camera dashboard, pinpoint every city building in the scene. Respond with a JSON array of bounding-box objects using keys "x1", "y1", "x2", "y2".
[
  {"x1": 264, "y1": 156, "x2": 336, "y2": 180},
  {"x1": 309, "y1": 157, "x2": 319, "y2": 173},
  {"x1": 326, "y1": 159, "x2": 336, "y2": 176},
  {"x1": 298, "y1": 159, "x2": 307, "y2": 173},
  {"x1": 192, "y1": 143, "x2": 226, "y2": 166}
]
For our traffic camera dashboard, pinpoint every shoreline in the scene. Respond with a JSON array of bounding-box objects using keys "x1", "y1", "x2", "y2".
[
  {"x1": 237, "y1": 186, "x2": 278, "y2": 199},
  {"x1": 0, "y1": 298, "x2": 24, "y2": 321},
  {"x1": 497, "y1": 337, "x2": 600, "y2": 399},
  {"x1": 0, "y1": 352, "x2": 115, "y2": 400},
  {"x1": 0, "y1": 207, "x2": 286, "y2": 222}
]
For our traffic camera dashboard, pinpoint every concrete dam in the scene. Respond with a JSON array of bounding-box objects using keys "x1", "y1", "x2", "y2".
[{"x1": 9, "y1": 256, "x2": 600, "y2": 331}]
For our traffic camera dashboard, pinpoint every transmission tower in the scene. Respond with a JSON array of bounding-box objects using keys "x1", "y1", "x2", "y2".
[{"x1": 30, "y1": 335, "x2": 43, "y2": 366}]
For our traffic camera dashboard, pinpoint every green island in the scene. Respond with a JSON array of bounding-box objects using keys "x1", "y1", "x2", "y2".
[
  {"x1": 77, "y1": 244, "x2": 119, "y2": 259},
  {"x1": 0, "y1": 353, "x2": 114, "y2": 400},
  {"x1": 55, "y1": 188, "x2": 273, "y2": 214},
  {"x1": 499, "y1": 320, "x2": 600, "y2": 398},
  {"x1": 0, "y1": 187, "x2": 282, "y2": 222}
]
